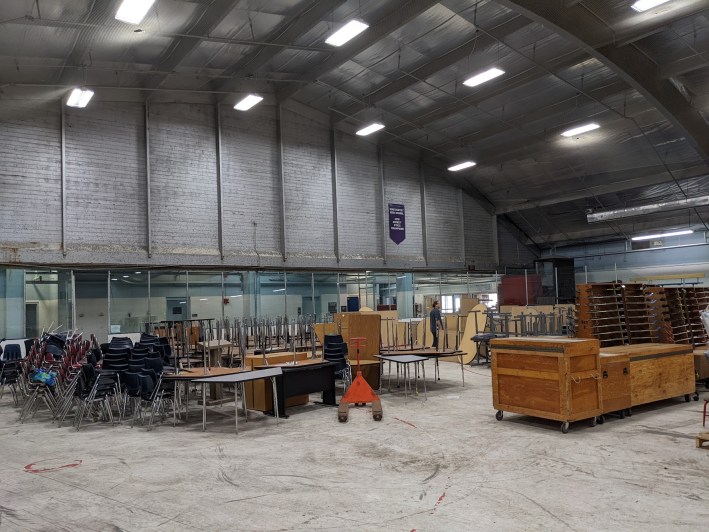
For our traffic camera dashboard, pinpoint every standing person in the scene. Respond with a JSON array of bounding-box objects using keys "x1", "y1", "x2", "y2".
[{"x1": 430, "y1": 301, "x2": 444, "y2": 351}]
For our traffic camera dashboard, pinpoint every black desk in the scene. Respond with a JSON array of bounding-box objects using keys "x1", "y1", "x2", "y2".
[{"x1": 256, "y1": 360, "x2": 337, "y2": 418}]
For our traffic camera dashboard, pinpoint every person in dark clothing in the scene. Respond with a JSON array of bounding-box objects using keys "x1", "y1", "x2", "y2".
[{"x1": 430, "y1": 301, "x2": 444, "y2": 350}]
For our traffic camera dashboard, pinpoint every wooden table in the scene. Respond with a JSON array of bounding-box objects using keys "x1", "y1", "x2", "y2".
[
  {"x1": 245, "y1": 352, "x2": 309, "y2": 411},
  {"x1": 193, "y1": 367, "x2": 282, "y2": 434},
  {"x1": 254, "y1": 359, "x2": 337, "y2": 417},
  {"x1": 380, "y1": 348, "x2": 466, "y2": 386}
]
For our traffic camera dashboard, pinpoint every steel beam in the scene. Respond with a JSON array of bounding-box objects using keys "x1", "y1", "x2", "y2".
[
  {"x1": 60, "y1": 101, "x2": 67, "y2": 257},
  {"x1": 419, "y1": 159, "x2": 428, "y2": 266},
  {"x1": 276, "y1": 104, "x2": 288, "y2": 261},
  {"x1": 215, "y1": 103, "x2": 224, "y2": 260},
  {"x1": 330, "y1": 127, "x2": 340, "y2": 262},
  {"x1": 659, "y1": 53, "x2": 709, "y2": 80},
  {"x1": 378, "y1": 145, "x2": 387, "y2": 264},
  {"x1": 495, "y1": 164, "x2": 709, "y2": 215},
  {"x1": 145, "y1": 101, "x2": 152, "y2": 258},
  {"x1": 212, "y1": 0, "x2": 346, "y2": 92},
  {"x1": 498, "y1": 0, "x2": 709, "y2": 159},
  {"x1": 55, "y1": 0, "x2": 120, "y2": 85},
  {"x1": 334, "y1": 14, "x2": 530, "y2": 123},
  {"x1": 277, "y1": 0, "x2": 440, "y2": 102}
]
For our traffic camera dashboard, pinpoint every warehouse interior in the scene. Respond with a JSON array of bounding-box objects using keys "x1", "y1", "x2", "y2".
[{"x1": 1, "y1": 0, "x2": 709, "y2": 530}]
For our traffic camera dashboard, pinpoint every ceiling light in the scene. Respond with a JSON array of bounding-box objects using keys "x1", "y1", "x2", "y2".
[
  {"x1": 631, "y1": 230, "x2": 693, "y2": 241},
  {"x1": 273, "y1": 288, "x2": 286, "y2": 292},
  {"x1": 325, "y1": 20, "x2": 368, "y2": 47},
  {"x1": 199, "y1": 298, "x2": 208, "y2": 301},
  {"x1": 560, "y1": 123, "x2": 600, "y2": 137},
  {"x1": 66, "y1": 88, "x2": 94, "y2": 108},
  {"x1": 135, "y1": 271, "x2": 141, "y2": 274},
  {"x1": 234, "y1": 94, "x2": 263, "y2": 111},
  {"x1": 179, "y1": 301, "x2": 186, "y2": 304},
  {"x1": 115, "y1": 0, "x2": 156, "y2": 24},
  {"x1": 230, "y1": 295, "x2": 242, "y2": 298},
  {"x1": 588, "y1": 195, "x2": 709, "y2": 222},
  {"x1": 356, "y1": 123, "x2": 385, "y2": 136},
  {"x1": 122, "y1": 275, "x2": 129, "y2": 278},
  {"x1": 448, "y1": 161, "x2": 476, "y2": 172},
  {"x1": 631, "y1": 0, "x2": 672, "y2": 12},
  {"x1": 111, "y1": 278, "x2": 118, "y2": 281},
  {"x1": 463, "y1": 67, "x2": 505, "y2": 87}
]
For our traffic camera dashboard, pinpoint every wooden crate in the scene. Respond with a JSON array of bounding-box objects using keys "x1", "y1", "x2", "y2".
[
  {"x1": 244, "y1": 352, "x2": 309, "y2": 411},
  {"x1": 600, "y1": 353, "x2": 631, "y2": 414},
  {"x1": 695, "y1": 348, "x2": 709, "y2": 382},
  {"x1": 599, "y1": 343, "x2": 695, "y2": 406},
  {"x1": 491, "y1": 337, "x2": 602, "y2": 430}
]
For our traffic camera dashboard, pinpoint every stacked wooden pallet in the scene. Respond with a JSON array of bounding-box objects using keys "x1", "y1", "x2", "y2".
[
  {"x1": 576, "y1": 283, "x2": 627, "y2": 347},
  {"x1": 622, "y1": 283, "x2": 658, "y2": 343}
]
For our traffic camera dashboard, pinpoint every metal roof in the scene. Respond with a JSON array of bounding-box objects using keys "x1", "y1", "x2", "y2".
[{"x1": 1, "y1": 0, "x2": 708, "y2": 249}]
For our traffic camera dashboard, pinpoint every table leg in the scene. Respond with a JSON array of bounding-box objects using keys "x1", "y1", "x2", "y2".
[
  {"x1": 234, "y1": 389, "x2": 238, "y2": 435},
  {"x1": 414, "y1": 362, "x2": 419, "y2": 396},
  {"x1": 422, "y1": 361, "x2": 427, "y2": 400},
  {"x1": 404, "y1": 364, "x2": 408, "y2": 404},
  {"x1": 201, "y1": 382, "x2": 206, "y2": 432},
  {"x1": 388, "y1": 361, "x2": 392, "y2": 392},
  {"x1": 459, "y1": 354, "x2": 465, "y2": 386},
  {"x1": 271, "y1": 377, "x2": 279, "y2": 426}
]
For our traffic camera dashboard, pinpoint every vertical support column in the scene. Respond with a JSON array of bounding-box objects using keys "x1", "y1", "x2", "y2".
[
  {"x1": 107, "y1": 271, "x2": 111, "y2": 337},
  {"x1": 330, "y1": 127, "x2": 340, "y2": 262},
  {"x1": 145, "y1": 102, "x2": 152, "y2": 258},
  {"x1": 311, "y1": 273, "x2": 316, "y2": 318},
  {"x1": 276, "y1": 105, "x2": 288, "y2": 262},
  {"x1": 458, "y1": 188, "x2": 465, "y2": 262},
  {"x1": 492, "y1": 214, "x2": 500, "y2": 265},
  {"x1": 419, "y1": 160, "x2": 428, "y2": 266},
  {"x1": 147, "y1": 271, "x2": 152, "y2": 329},
  {"x1": 215, "y1": 104, "x2": 225, "y2": 260},
  {"x1": 378, "y1": 146, "x2": 387, "y2": 264},
  {"x1": 60, "y1": 101, "x2": 67, "y2": 257}
]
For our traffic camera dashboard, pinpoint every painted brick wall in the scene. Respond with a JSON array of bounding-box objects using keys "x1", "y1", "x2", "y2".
[
  {"x1": 463, "y1": 193, "x2": 495, "y2": 265},
  {"x1": 148, "y1": 103, "x2": 219, "y2": 255},
  {"x1": 424, "y1": 172, "x2": 464, "y2": 263},
  {"x1": 281, "y1": 108, "x2": 334, "y2": 258},
  {"x1": 383, "y1": 149, "x2": 423, "y2": 261},
  {"x1": 0, "y1": 100, "x2": 61, "y2": 248},
  {"x1": 220, "y1": 104, "x2": 281, "y2": 256},
  {"x1": 335, "y1": 132, "x2": 382, "y2": 259},
  {"x1": 65, "y1": 102, "x2": 146, "y2": 250},
  {"x1": 498, "y1": 222, "x2": 539, "y2": 265}
]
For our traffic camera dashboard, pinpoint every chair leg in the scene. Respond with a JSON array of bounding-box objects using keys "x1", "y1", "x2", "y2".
[{"x1": 704, "y1": 400, "x2": 708, "y2": 428}]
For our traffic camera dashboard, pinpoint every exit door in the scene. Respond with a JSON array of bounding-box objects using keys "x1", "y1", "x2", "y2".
[
  {"x1": 166, "y1": 298, "x2": 189, "y2": 321},
  {"x1": 25, "y1": 303, "x2": 38, "y2": 338}
]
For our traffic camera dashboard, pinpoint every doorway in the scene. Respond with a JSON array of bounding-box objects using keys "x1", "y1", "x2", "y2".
[
  {"x1": 25, "y1": 302, "x2": 38, "y2": 338},
  {"x1": 166, "y1": 298, "x2": 189, "y2": 321}
]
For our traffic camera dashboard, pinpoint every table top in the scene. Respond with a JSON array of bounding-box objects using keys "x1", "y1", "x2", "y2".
[
  {"x1": 193, "y1": 367, "x2": 282, "y2": 383},
  {"x1": 376, "y1": 354, "x2": 428, "y2": 363},
  {"x1": 347, "y1": 358, "x2": 382, "y2": 366},
  {"x1": 254, "y1": 359, "x2": 335, "y2": 370},
  {"x1": 196, "y1": 339, "x2": 233, "y2": 349},
  {"x1": 163, "y1": 367, "x2": 244, "y2": 380},
  {"x1": 380, "y1": 349, "x2": 465, "y2": 358}
]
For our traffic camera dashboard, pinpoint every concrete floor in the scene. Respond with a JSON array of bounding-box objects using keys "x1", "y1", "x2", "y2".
[{"x1": 1, "y1": 363, "x2": 708, "y2": 532}]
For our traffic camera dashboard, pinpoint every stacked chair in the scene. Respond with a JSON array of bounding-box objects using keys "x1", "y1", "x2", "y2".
[{"x1": 323, "y1": 334, "x2": 352, "y2": 391}]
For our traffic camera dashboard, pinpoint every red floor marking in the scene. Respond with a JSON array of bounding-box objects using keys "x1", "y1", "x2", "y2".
[
  {"x1": 393, "y1": 416, "x2": 417, "y2": 428},
  {"x1": 434, "y1": 492, "x2": 447, "y2": 508},
  {"x1": 24, "y1": 459, "x2": 82, "y2": 474}
]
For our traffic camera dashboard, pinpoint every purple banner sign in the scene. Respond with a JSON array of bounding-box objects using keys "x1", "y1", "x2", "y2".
[{"x1": 389, "y1": 203, "x2": 405, "y2": 245}]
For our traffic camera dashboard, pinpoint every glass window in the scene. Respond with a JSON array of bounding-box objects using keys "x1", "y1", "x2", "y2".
[
  {"x1": 0, "y1": 268, "x2": 26, "y2": 338},
  {"x1": 75, "y1": 271, "x2": 109, "y2": 341},
  {"x1": 25, "y1": 269, "x2": 73, "y2": 335},
  {"x1": 109, "y1": 270, "x2": 149, "y2": 334}
]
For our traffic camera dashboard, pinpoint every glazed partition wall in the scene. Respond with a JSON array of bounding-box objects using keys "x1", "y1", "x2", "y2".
[{"x1": 1, "y1": 268, "x2": 506, "y2": 341}]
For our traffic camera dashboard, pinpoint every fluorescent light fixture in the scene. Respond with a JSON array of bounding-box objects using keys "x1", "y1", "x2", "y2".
[
  {"x1": 356, "y1": 123, "x2": 385, "y2": 136},
  {"x1": 135, "y1": 271, "x2": 141, "y2": 274},
  {"x1": 66, "y1": 88, "x2": 94, "y2": 108},
  {"x1": 199, "y1": 298, "x2": 208, "y2": 301},
  {"x1": 448, "y1": 161, "x2": 476, "y2": 172},
  {"x1": 561, "y1": 122, "x2": 600, "y2": 137},
  {"x1": 463, "y1": 67, "x2": 505, "y2": 87},
  {"x1": 115, "y1": 0, "x2": 156, "y2": 24},
  {"x1": 273, "y1": 288, "x2": 286, "y2": 292},
  {"x1": 234, "y1": 94, "x2": 263, "y2": 111},
  {"x1": 631, "y1": 0, "x2": 672, "y2": 12},
  {"x1": 230, "y1": 295, "x2": 242, "y2": 298},
  {"x1": 325, "y1": 20, "x2": 368, "y2": 47},
  {"x1": 122, "y1": 275, "x2": 129, "y2": 278},
  {"x1": 631, "y1": 229, "x2": 693, "y2": 241},
  {"x1": 111, "y1": 278, "x2": 118, "y2": 281}
]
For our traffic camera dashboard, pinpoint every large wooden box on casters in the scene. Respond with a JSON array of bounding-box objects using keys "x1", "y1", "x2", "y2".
[
  {"x1": 599, "y1": 343, "x2": 697, "y2": 405},
  {"x1": 599, "y1": 353, "x2": 631, "y2": 418},
  {"x1": 491, "y1": 337, "x2": 602, "y2": 433}
]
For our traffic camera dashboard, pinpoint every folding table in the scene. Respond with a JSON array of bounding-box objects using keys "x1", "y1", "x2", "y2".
[{"x1": 375, "y1": 354, "x2": 427, "y2": 402}]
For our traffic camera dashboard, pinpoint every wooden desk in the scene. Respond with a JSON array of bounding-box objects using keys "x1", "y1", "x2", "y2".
[
  {"x1": 254, "y1": 359, "x2": 337, "y2": 417},
  {"x1": 165, "y1": 367, "x2": 244, "y2": 380},
  {"x1": 245, "y1": 352, "x2": 309, "y2": 411}
]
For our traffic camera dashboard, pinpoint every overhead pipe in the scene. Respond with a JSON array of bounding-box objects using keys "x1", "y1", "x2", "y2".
[{"x1": 587, "y1": 195, "x2": 709, "y2": 222}]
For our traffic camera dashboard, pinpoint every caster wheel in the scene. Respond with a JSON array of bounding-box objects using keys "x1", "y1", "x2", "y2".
[
  {"x1": 684, "y1": 394, "x2": 691, "y2": 403},
  {"x1": 693, "y1": 393, "x2": 699, "y2": 401},
  {"x1": 626, "y1": 408, "x2": 632, "y2": 417},
  {"x1": 619, "y1": 410, "x2": 625, "y2": 420},
  {"x1": 338, "y1": 403, "x2": 349, "y2": 423},
  {"x1": 597, "y1": 415, "x2": 605, "y2": 424},
  {"x1": 495, "y1": 410, "x2": 504, "y2": 421},
  {"x1": 590, "y1": 417, "x2": 597, "y2": 427},
  {"x1": 561, "y1": 422, "x2": 570, "y2": 434},
  {"x1": 372, "y1": 400, "x2": 383, "y2": 421},
  {"x1": 373, "y1": 413, "x2": 382, "y2": 421}
]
